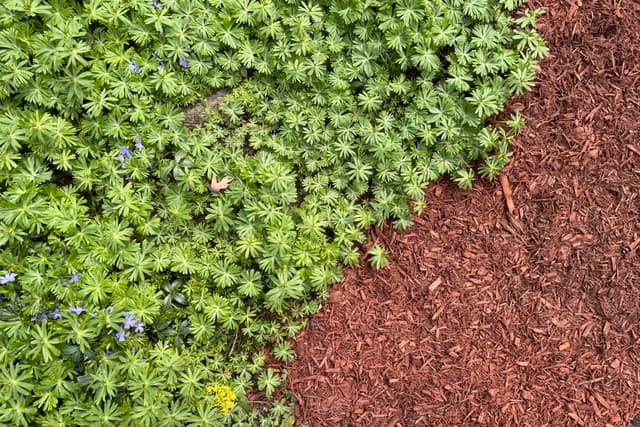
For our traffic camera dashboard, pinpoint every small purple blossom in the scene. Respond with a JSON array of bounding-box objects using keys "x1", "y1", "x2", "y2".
[
  {"x1": 153, "y1": 1, "x2": 163, "y2": 9},
  {"x1": 31, "y1": 313, "x2": 47, "y2": 321},
  {"x1": 5, "y1": 305, "x2": 13, "y2": 313},
  {"x1": 123, "y1": 312, "x2": 137, "y2": 330},
  {"x1": 107, "y1": 306, "x2": 114, "y2": 313},
  {"x1": 0, "y1": 272, "x2": 17, "y2": 285},
  {"x1": 134, "y1": 321, "x2": 144, "y2": 333},
  {"x1": 152, "y1": 52, "x2": 166, "y2": 69},
  {"x1": 50, "y1": 308, "x2": 62, "y2": 320},
  {"x1": 116, "y1": 331, "x2": 130, "y2": 342},
  {"x1": 119, "y1": 147, "x2": 132, "y2": 158},
  {"x1": 178, "y1": 57, "x2": 189, "y2": 68},
  {"x1": 69, "y1": 273, "x2": 83, "y2": 283},
  {"x1": 129, "y1": 60, "x2": 141, "y2": 73},
  {"x1": 69, "y1": 306, "x2": 86, "y2": 315},
  {"x1": 135, "y1": 137, "x2": 144, "y2": 151}
]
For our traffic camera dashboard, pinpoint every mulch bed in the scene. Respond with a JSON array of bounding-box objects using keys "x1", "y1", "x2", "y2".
[{"x1": 284, "y1": 0, "x2": 640, "y2": 425}]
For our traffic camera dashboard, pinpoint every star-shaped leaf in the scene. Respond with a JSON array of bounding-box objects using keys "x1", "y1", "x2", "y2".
[{"x1": 208, "y1": 175, "x2": 233, "y2": 192}]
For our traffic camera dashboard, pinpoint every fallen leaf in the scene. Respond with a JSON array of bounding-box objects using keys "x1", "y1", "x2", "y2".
[{"x1": 209, "y1": 175, "x2": 233, "y2": 192}]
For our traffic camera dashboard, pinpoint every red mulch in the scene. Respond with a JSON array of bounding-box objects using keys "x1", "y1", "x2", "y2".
[{"x1": 284, "y1": 0, "x2": 640, "y2": 425}]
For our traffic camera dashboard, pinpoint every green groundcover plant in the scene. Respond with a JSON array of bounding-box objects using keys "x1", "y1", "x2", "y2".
[{"x1": 0, "y1": 0, "x2": 547, "y2": 425}]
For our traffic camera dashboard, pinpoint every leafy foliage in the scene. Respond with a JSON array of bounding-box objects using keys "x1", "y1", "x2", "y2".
[
  {"x1": 367, "y1": 244, "x2": 390, "y2": 270},
  {"x1": 0, "y1": 0, "x2": 546, "y2": 424}
]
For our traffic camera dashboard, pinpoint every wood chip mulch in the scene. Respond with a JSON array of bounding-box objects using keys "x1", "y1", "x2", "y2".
[{"x1": 284, "y1": 0, "x2": 640, "y2": 425}]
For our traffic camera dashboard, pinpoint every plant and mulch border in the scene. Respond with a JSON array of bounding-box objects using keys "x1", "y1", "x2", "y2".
[{"x1": 284, "y1": 0, "x2": 640, "y2": 425}]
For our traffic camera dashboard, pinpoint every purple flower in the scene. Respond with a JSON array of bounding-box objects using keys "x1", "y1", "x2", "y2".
[
  {"x1": 6, "y1": 305, "x2": 13, "y2": 313},
  {"x1": 69, "y1": 273, "x2": 83, "y2": 283},
  {"x1": 129, "y1": 60, "x2": 141, "y2": 73},
  {"x1": 179, "y1": 58, "x2": 189, "y2": 68},
  {"x1": 134, "y1": 137, "x2": 144, "y2": 151},
  {"x1": 123, "y1": 312, "x2": 137, "y2": 330},
  {"x1": 119, "y1": 147, "x2": 132, "y2": 158},
  {"x1": 134, "y1": 321, "x2": 144, "y2": 333},
  {"x1": 116, "y1": 331, "x2": 130, "y2": 342},
  {"x1": 50, "y1": 308, "x2": 62, "y2": 320},
  {"x1": 0, "y1": 272, "x2": 17, "y2": 284},
  {"x1": 31, "y1": 313, "x2": 47, "y2": 321},
  {"x1": 152, "y1": 52, "x2": 166, "y2": 70},
  {"x1": 153, "y1": 1, "x2": 163, "y2": 9},
  {"x1": 107, "y1": 306, "x2": 114, "y2": 313},
  {"x1": 69, "y1": 306, "x2": 86, "y2": 315}
]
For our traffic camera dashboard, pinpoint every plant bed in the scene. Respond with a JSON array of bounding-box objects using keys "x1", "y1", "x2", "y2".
[
  {"x1": 285, "y1": 0, "x2": 640, "y2": 424},
  {"x1": 0, "y1": 0, "x2": 550, "y2": 425}
]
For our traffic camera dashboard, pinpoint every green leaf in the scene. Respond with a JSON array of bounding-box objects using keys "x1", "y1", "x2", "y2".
[
  {"x1": 367, "y1": 244, "x2": 390, "y2": 269},
  {"x1": 257, "y1": 368, "x2": 281, "y2": 397}
]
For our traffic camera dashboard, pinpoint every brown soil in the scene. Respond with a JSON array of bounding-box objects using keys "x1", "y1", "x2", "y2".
[
  {"x1": 182, "y1": 88, "x2": 231, "y2": 129},
  {"x1": 285, "y1": 0, "x2": 640, "y2": 425}
]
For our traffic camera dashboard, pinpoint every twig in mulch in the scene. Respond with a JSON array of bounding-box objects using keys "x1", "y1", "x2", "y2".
[
  {"x1": 499, "y1": 174, "x2": 515, "y2": 215},
  {"x1": 626, "y1": 144, "x2": 640, "y2": 156}
]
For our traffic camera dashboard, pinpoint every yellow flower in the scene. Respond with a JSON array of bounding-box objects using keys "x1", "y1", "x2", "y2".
[{"x1": 207, "y1": 384, "x2": 237, "y2": 415}]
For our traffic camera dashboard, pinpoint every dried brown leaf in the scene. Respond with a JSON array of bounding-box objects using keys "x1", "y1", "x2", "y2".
[{"x1": 208, "y1": 175, "x2": 233, "y2": 192}]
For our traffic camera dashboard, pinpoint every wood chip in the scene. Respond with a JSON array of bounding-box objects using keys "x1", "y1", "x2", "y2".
[
  {"x1": 428, "y1": 277, "x2": 442, "y2": 293},
  {"x1": 626, "y1": 144, "x2": 640, "y2": 156},
  {"x1": 499, "y1": 175, "x2": 515, "y2": 214}
]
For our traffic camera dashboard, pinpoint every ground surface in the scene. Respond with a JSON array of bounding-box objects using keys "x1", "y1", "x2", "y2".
[{"x1": 284, "y1": 0, "x2": 640, "y2": 425}]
